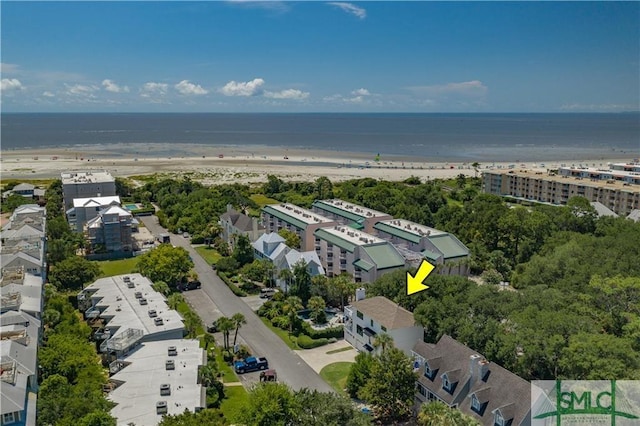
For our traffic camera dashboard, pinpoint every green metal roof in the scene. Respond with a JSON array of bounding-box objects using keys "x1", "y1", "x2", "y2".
[
  {"x1": 312, "y1": 201, "x2": 364, "y2": 222},
  {"x1": 313, "y1": 228, "x2": 356, "y2": 252},
  {"x1": 428, "y1": 234, "x2": 470, "y2": 259},
  {"x1": 361, "y1": 244, "x2": 405, "y2": 270},
  {"x1": 422, "y1": 248, "x2": 441, "y2": 262},
  {"x1": 262, "y1": 206, "x2": 307, "y2": 230},
  {"x1": 373, "y1": 222, "x2": 421, "y2": 244},
  {"x1": 347, "y1": 221, "x2": 365, "y2": 230},
  {"x1": 353, "y1": 259, "x2": 374, "y2": 272}
]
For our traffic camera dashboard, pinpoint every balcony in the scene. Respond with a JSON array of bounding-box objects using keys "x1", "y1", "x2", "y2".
[{"x1": 85, "y1": 308, "x2": 101, "y2": 319}]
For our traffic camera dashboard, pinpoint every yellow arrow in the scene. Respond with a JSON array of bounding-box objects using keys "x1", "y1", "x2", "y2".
[{"x1": 407, "y1": 260, "x2": 435, "y2": 295}]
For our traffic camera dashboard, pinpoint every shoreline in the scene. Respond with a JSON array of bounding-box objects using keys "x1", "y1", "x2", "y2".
[{"x1": 1, "y1": 144, "x2": 637, "y2": 184}]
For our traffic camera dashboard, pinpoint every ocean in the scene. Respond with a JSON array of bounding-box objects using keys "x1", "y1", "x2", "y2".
[{"x1": 1, "y1": 113, "x2": 638, "y2": 162}]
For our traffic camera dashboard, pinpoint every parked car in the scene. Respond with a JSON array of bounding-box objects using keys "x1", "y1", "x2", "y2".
[
  {"x1": 234, "y1": 356, "x2": 268, "y2": 374},
  {"x1": 206, "y1": 321, "x2": 218, "y2": 333},
  {"x1": 259, "y1": 369, "x2": 277, "y2": 382},
  {"x1": 178, "y1": 280, "x2": 201, "y2": 291},
  {"x1": 259, "y1": 288, "x2": 277, "y2": 299}
]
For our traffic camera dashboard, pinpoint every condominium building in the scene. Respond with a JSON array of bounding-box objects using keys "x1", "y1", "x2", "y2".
[
  {"x1": 314, "y1": 225, "x2": 406, "y2": 282},
  {"x1": 261, "y1": 204, "x2": 336, "y2": 251},
  {"x1": 482, "y1": 169, "x2": 640, "y2": 216},
  {"x1": 344, "y1": 293, "x2": 423, "y2": 356},
  {"x1": 0, "y1": 205, "x2": 47, "y2": 279},
  {"x1": 67, "y1": 195, "x2": 122, "y2": 232},
  {"x1": 374, "y1": 219, "x2": 470, "y2": 276},
  {"x1": 85, "y1": 205, "x2": 134, "y2": 255},
  {"x1": 412, "y1": 335, "x2": 531, "y2": 426},
  {"x1": 312, "y1": 199, "x2": 393, "y2": 233},
  {"x1": 61, "y1": 171, "x2": 116, "y2": 210}
]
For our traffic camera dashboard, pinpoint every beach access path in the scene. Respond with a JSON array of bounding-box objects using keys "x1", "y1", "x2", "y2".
[{"x1": 139, "y1": 215, "x2": 335, "y2": 393}]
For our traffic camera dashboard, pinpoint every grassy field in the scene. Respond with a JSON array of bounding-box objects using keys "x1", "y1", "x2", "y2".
[
  {"x1": 319, "y1": 362, "x2": 353, "y2": 395},
  {"x1": 259, "y1": 317, "x2": 300, "y2": 350},
  {"x1": 194, "y1": 246, "x2": 222, "y2": 265},
  {"x1": 219, "y1": 384, "x2": 249, "y2": 423},
  {"x1": 96, "y1": 257, "x2": 139, "y2": 277},
  {"x1": 249, "y1": 194, "x2": 279, "y2": 206}
]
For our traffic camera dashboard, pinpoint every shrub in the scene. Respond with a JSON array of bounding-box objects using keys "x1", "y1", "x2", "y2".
[
  {"x1": 216, "y1": 257, "x2": 240, "y2": 274},
  {"x1": 302, "y1": 322, "x2": 344, "y2": 339},
  {"x1": 218, "y1": 272, "x2": 247, "y2": 297},
  {"x1": 297, "y1": 334, "x2": 329, "y2": 349},
  {"x1": 271, "y1": 316, "x2": 290, "y2": 330},
  {"x1": 191, "y1": 234, "x2": 205, "y2": 244}
]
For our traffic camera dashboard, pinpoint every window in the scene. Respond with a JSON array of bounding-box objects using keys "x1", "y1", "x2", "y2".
[
  {"x1": 494, "y1": 411, "x2": 504, "y2": 426},
  {"x1": 416, "y1": 383, "x2": 427, "y2": 397},
  {"x1": 356, "y1": 325, "x2": 363, "y2": 336},
  {"x1": 471, "y1": 394, "x2": 481, "y2": 412},
  {"x1": 356, "y1": 311, "x2": 363, "y2": 320},
  {"x1": 370, "y1": 319, "x2": 374, "y2": 327},
  {"x1": 442, "y1": 375, "x2": 451, "y2": 392},
  {"x1": 3, "y1": 412, "x2": 16, "y2": 424},
  {"x1": 381, "y1": 325, "x2": 387, "y2": 332}
]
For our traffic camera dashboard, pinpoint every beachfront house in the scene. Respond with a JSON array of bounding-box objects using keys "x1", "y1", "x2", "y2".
[
  {"x1": 311, "y1": 199, "x2": 393, "y2": 234},
  {"x1": 412, "y1": 335, "x2": 531, "y2": 426},
  {"x1": 66, "y1": 195, "x2": 122, "y2": 233},
  {"x1": 84, "y1": 205, "x2": 134, "y2": 257},
  {"x1": 374, "y1": 219, "x2": 470, "y2": 276},
  {"x1": 61, "y1": 171, "x2": 117, "y2": 210},
  {"x1": 261, "y1": 204, "x2": 336, "y2": 251},
  {"x1": 220, "y1": 204, "x2": 265, "y2": 249},
  {"x1": 314, "y1": 225, "x2": 406, "y2": 282},
  {"x1": 344, "y1": 292, "x2": 423, "y2": 356}
]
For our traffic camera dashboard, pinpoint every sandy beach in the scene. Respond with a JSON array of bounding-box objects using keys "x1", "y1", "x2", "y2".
[{"x1": 1, "y1": 143, "x2": 635, "y2": 185}]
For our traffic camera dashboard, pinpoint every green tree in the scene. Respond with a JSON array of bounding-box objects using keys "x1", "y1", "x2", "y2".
[
  {"x1": 291, "y1": 260, "x2": 312, "y2": 305},
  {"x1": 183, "y1": 311, "x2": 202, "y2": 338},
  {"x1": 231, "y1": 312, "x2": 247, "y2": 346},
  {"x1": 278, "y1": 228, "x2": 301, "y2": 249},
  {"x1": 417, "y1": 401, "x2": 480, "y2": 426},
  {"x1": 1, "y1": 193, "x2": 33, "y2": 213},
  {"x1": 216, "y1": 316, "x2": 235, "y2": 350},
  {"x1": 372, "y1": 333, "x2": 394, "y2": 354},
  {"x1": 282, "y1": 296, "x2": 303, "y2": 335},
  {"x1": 307, "y1": 296, "x2": 327, "y2": 324},
  {"x1": 167, "y1": 293, "x2": 184, "y2": 310},
  {"x1": 152, "y1": 280, "x2": 171, "y2": 296},
  {"x1": 232, "y1": 234, "x2": 254, "y2": 266},
  {"x1": 346, "y1": 353, "x2": 374, "y2": 399},
  {"x1": 360, "y1": 347, "x2": 417, "y2": 423},
  {"x1": 559, "y1": 333, "x2": 640, "y2": 379},
  {"x1": 239, "y1": 382, "x2": 300, "y2": 426},
  {"x1": 278, "y1": 268, "x2": 294, "y2": 295},
  {"x1": 48, "y1": 256, "x2": 100, "y2": 291},
  {"x1": 157, "y1": 409, "x2": 226, "y2": 426},
  {"x1": 137, "y1": 244, "x2": 193, "y2": 285},
  {"x1": 294, "y1": 388, "x2": 371, "y2": 426},
  {"x1": 328, "y1": 273, "x2": 355, "y2": 311},
  {"x1": 77, "y1": 411, "x2": 117, "y2": 426}
]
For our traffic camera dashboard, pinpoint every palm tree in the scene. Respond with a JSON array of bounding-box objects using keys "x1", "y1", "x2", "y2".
[
  {"x1": 198, "y1": 363, "x2": 219, "y2": 387},
  {"x1": 231, "y1": 312, "x2": 247, "y2": 346},
  {"x1": 472, "y1": 161, "x2": 480, "y2": 178},
  {"x1": 167, "y1": 293, "x2": 184, "y2": 310},
  {"x1": 372, "y1": 332, "x2": 394, "y2": 354},
  {"x1": 307, "y1": 296, "x2": 326, "y2": 324},
  {"x1": 183, "y1": 311, "x2": 202, "y2": 338},
  {"x1": 152, "y1": 280, "x2": 170, "y2": 296},
  {"x1": 202, "y1": 333, "x2": 216, "y2": 352},
  {"x1": 282, "y1": 296, "x2": 303, "y2": 335},
  {"x1": 329, "y1": 273, "x2": 354, "y2": 311},
  {"x1": 216, "y1": 316, "x2": 234, "y2": 350},
  {"x1": 278, "y1": 268, "x2": 293, "y2": 295}
]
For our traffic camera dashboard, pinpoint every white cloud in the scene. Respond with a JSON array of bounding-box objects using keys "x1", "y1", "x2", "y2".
[
  {"x1": 65, "y1": 84, "x2": 99, "y2": 97},
  {"x1": 42, "y1": 91, "x2": 55, "y2": 98},
  {"x1": 264, "y1": 88, "x2": 309, "y2": 100},
  {"x1": 560, "y1": 103, "x2": 638, "y2": 112},
  {"x1": 102, "y1": 79, "x2": 130, "y2": 93},
  {"x1": 324, "y1": 87, "x2": 377, "y2": 104},
  {"x1": 140, "y1": 82, "x2": 169, "y2": 97},
  {"x1": 220, "y1": 78, "x2": 265, "y2": 97},
  {"x1": 226, "y1": 0, "x2": 289, "y2": 12},
  {"x1": 328, "y1": 2, "x2": 366, "y2": 19},
  {"x1": 0, "y1": 78, "x2": 24, "y2": 92},
  {"x1": 175, "y1": 80, "x2": 208, "y2": 95},
  {"x1": 351, "y1": 88, "x2": 370, "y2": 96},
  {"x1": 407, "y1": 80, "x2": 488, "y2": 97}
]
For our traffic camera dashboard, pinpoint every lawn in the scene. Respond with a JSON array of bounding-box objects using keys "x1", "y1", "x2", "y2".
[
  {"x1": 96, "y1": 257, "x2": 138, "y2": 277},
  {"x1": 195, "y1": 246, "x2": 222, "y2": 265},
  {"x1": 320, "y1": 362, "x2": 353, "y2": 395},
  {"x1": 214, "y1": 347, "x2": 239, "y2": 383},
  {"x1": 259, "y1": 317, "x2": 300, "y2": 350},
  {"x1": 249, "y1": 194, "x2": 279, "y2": 207},
  {"x1": 219, "y1": 384, "x2": 249, "y2": 423}
]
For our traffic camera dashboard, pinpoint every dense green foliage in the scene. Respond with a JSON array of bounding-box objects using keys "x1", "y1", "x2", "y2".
[
  {"x1": 136, "y1": 243, "x2": 193, "y2": 285},
  {"x1": 48, "y1": 255, "x2": 100, "y2": 291},
  {"x1": 417, "y1": 401, "x2": 479, "y2": 426},
  {"x1": 238, "y1": 383, "x2": 370, "y2": 426}
]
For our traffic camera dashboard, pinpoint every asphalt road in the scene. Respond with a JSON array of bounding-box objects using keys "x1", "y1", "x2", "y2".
[{"x1": 139, "y1": 216, "x2": 335, "y2": 393}]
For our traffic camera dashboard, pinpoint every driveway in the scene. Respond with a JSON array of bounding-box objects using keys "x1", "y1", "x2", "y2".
[
  {"x1": 139, "y1": 216, "x2": 335, "y2": 393},
  {"x1": 295, "y1": 340, "x2": 357, "y2": 374}
]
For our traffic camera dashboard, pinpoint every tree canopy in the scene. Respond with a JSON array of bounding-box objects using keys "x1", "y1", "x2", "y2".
[{"x1": 136, "y1": 243, "x2": 193, "y2": 285}]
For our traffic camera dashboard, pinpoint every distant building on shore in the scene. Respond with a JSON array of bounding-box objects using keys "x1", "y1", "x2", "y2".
[
  {"x1": 61, "y1": 170, "x2": 116, "y2": 210},
  {"x1": 482, "y1": 167, "x2": 640, "y2": 216}
]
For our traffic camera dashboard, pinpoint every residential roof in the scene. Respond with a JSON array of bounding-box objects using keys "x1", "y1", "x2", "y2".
[
  {"x1": 375, "y1": 220, "x2": 447, "y2": 244},
  {"x1": 262, "y1": 204, "x2": 333, "y2": 229},
  {"x1": 102, "y1": 205, "x2": 133, "y2": 217},
  {"x1": 81, "y1": 274, "x2": 184, "y2": 340},
  {"x1": 350, "y1": 296, "x2": 415, "y2": 330},
  {"x1": 283, "y1": 250, "x2": 325, "y2": 275},
  {"x1": 252, "y1": 233, "x2": 289, "y2": 261},
  {"x1": 353, "y1": 259, "x2": 374, "y2": 272},
  {"x1": 61, "y1": 170, "x2": 115, "y2": 184},
  {"x1": 361, "y1": 244, "x2": 405, "y2": 270},
  {"x1": 428, "y1": 234, "x2": 470, "y2": 259},
  {"x1": 0, "y1": 224, "x2": 44, "y2": 241},
  {"x1": 12, "y1": 183, "x2": 35, "y2": 191},
  {"x1": 628, "y1": 209, "x2": 640, "y2": 222},
  {"x1": 312, "y1": 199, "x2": 391, "y2": 221},
  {"x1": 73, "y1": 195, "x2": 121, "y2": 208},
  {"x1": 484, "y1": 168, "x2": 640, "y2": 191},
  {"x1": 412, "y1": 335, "x2": 531, "y2": 426},
  {"x1": 314, "y1": 226, "x2": 385, "y2": 253},
  {"x1": 108, "y1": 339, "x2": 204, "y2": 426},
  {"x1": 590, "y1": 201, "x2": 618, "y2": 217},
  {"x1": 221, "y1": 207, "x2": 264, "y2": 232}
]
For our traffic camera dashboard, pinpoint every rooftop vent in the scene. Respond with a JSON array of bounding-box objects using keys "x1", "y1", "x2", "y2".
[{"x1": 160, "y1": 384, "x2": 171, "y2": 396}]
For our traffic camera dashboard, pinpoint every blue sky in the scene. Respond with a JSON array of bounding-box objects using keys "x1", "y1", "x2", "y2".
[{"x1": 1, "y1": 1, "x2": 638, "y2": 113}]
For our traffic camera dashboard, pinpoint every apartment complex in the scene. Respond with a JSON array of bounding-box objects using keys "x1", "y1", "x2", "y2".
[
  {"x1": 314, "y1": 225, "x2": 406, "y2": 282},
  {"x1": 412, "y1": 335, "x2": 531, "y2": 426},
  {"x1": 344, "y1": 293, "x2": 423, "y2": 356},
  {"x1": 61, "y1": 171, "x2": 116, "y2": 210},
  {"x1": 0, "y1": 204, "x2": 47, "y2": 403},
  {"x1": 261, "y1": 204, "x2": 336, "y2": 251},
  {"x1": 374, "y1": 219, "x2": 470, "y2": 276},
  {"x1": 85, "y1": 205, "x2": 134, "y2": 255},
  {"x1": 482, "y1": 168, "x2": 640, "y2": 216},
  {"x1": 312, "y1": 199, "x2": 393, "y2": 233}
]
